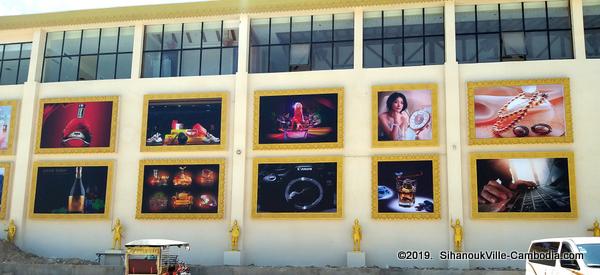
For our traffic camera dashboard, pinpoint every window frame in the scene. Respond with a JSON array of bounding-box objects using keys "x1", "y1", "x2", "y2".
[
  {"x1": 141, "y1": 20, "x2": 239, "y2": 78},
  {"x1": 248, "y1": 13, "x2": 354, "y2": 73},
  {"x1": 362, "y1": 7, "x2": 446, "y2": 68},
  {"x1": 41, "y1": 26, "x2": 134, "y2": 82},
  {"x1": 455, "y1": 1, "x2": 573, "y2": 64},
  {"x1": 0, "y1": 42, "x2": 32, "y2": 85}
]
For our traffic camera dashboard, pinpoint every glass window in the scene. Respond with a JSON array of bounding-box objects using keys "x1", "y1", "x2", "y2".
[
  {"x1": 78, "y1": 55, "x2": 98, "y2": 80},
  {"x1": 456, "y1": 6, "x2": 476, "y2": 34},
  {"x1": 163, "y1": 24, "x2": 182, "y2": 50},
  {"x1": 363, "y1": 11, "x2": 382, "y2": 39},
  {"x1": 201, "y1": 48, "x2": 221, "y2": 75},
  {"x1": 220, "y1": 47, "x2": 238, "y2": 74},
  {"x1": 0, "y1": 60, "x2": 18, "y2": 85},
  {"x1": 383, "y1": 10, "x2": 402, "y2": 38},
  {"x1": 501, "y1": 3, "x2": 524, "y2": 31},
  {"x1": 364, "y1": 39, "x2": 383, "y2": 68},
  {"x1": 0, "y1": 42, "x2": 32, "y2": 85},
  {"x1": 181, "y1": 50, "x2": 201, "y2": 76},
  {"x1": 81, "y1": 29, "x2": 100, "y2": 55},
  {"x1": 584, "y1": 0, "x2": 600, "y2": 58},
  {"x1": 292, "y1": 16, "x2": 312, "y2": 43},
  {"x1": 364, "y1": 7, "x2": 444, "y2": 68},
  {"x1": 456, "y1": 1, "x2": 572, "y2": 63},
  {"x1": 98, "y1": 54, "x2": 117, "y2": 79},
  {"x1": 250, "y1": 13, "x2": 353, "y2": 73},
  {"x1": 270, "y1": 45, "x2": 290, "y2": 72},
  {"x1": 42, "y1": 26, "x2": 134, "y2": 82},
  {"x1": 142, "y1": 20, "x2": 238, "y2": 77},
  {"x1": 404, "y1": 9, "x2": 424, "y2": 37},
  {"x1": 311, "y1": 43, "x2": 332, "y2": 70},
  {"x1": 99, "y1": 27, "x2": 119, "y2": 54},
  {"x1": 270, "y1": 17, "x2": 290, "y2": 45},
  {"x1": 313, "y1": 15, "x2": 333, "y2": 42}
]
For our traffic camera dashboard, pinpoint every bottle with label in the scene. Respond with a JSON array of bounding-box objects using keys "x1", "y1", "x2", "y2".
[
  {"x1": 68, "y1": 166, "x2": 85, "y2": 213},
  {"x1": 62, "y1": 103, "x2": 92, "y2": 147}
]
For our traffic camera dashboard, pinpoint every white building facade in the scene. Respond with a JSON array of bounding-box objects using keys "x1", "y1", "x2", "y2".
[{"x1": 0, "y1": 0, "x2": 599, "y2": 269}]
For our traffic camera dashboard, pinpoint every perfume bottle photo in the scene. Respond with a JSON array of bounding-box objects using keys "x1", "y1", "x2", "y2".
[
  {"x1": 62, "y1": 103, "x2": 92, "y2": 147},
  {"x1": 68, "y1": 166, "x2": 86, "y2": 213}
]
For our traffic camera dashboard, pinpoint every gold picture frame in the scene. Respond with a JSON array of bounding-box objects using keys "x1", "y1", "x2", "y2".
[
  {"x1": 29, "y1": 160, "x2": 114, "y2": 219},
  {"x1": 470, "y1": 151, "x2": 577, "y2": 220},
  {"x1": 372, "y1": 84, "x2": 438, "y2": 147},
  {"x1": 0, "y1": 100, "x2": 18, "y2": 155},
  {"x1": 467, "y1": 78, "x2": 573, "y2": 145},
  {"x1": 140, "y1": 92, "x2": 228, "y2": 152},
  {"x1": 252, "y1": 156, "x2": 343, "y2": 219},
  {"x1": 253, "y1": 88, "x2": 344, "y2": 150},
  {"x1": 372, "y1": 155, "x2": 440, "y2": 220},
  {"x1": 0, "y1": 162, "x2": 12, "y2": 219},
  {"x1": 34, "y1": 96, "x2": 119, "y2": 154},
  {"x1": 136, "y1": 158, "x2": 225, "y2": 220}
]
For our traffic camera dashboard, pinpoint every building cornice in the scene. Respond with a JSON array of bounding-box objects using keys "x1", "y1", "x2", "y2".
[{"x1": 0, "y1": 0, "x2": 444, "y2": 31}]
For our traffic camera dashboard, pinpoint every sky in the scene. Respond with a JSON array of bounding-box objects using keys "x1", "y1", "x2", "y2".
[{"x1": 0, "y1": 0, "x2": 205, "y2": 16}]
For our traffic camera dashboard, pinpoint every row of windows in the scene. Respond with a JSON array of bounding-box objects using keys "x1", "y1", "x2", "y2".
[
  {"x1": 42, "y1": 27, "x2": 134, "y2": 82},
  {"x1": 0, "y1": 42, "x2": 31, "y2": 85},
  {"x1": 584, "y1": 0, "x2": 600, "y2": 58},
  {"x1": 363, "y1": 7, "x2": 445, "y2": 67},
  {"x1": 142, "y1": 21, "x2": 239, "y2": 78},
  {"x1": 456, "y1": 0, "x2": 573, "y2": 63},
  {"x1": 2, "y1": 1, "x2": 598, "y2": 86},
  {"x1": 249, "y1": 13, "x2": 354, "y2": 72}
]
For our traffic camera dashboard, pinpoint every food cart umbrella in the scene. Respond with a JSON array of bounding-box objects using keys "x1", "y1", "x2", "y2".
[{"x1": 125, "y1": 239, "x2": 190, "y2": 249}]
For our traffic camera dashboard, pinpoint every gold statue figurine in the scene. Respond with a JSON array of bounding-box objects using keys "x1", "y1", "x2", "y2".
[
  {"x1": 5, "y1": 219, "x2": 16, "y2": 243},
  {"x1": 352, "y1": 219, "x2": 362, "y2": 252},
  {"x1": 229, "y1": 220, "x2": 240, "y2": 251},
  {"x1": 451, "y1": 219, "x2": 463, "y2": 252},
  {"x1": 588, "y1": 219, "x2": 600, "y2": 237},
  {"x1": 111, "y1": 218, "x2": 123, "y2": 250}
]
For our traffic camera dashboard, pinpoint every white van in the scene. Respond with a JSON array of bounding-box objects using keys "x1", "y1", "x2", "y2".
[{"x1": 526, "y1": 237, "x2": 600, "y2": 275}]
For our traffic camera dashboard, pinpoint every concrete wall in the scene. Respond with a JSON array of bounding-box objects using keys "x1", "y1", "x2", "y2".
[{"x1": 0, "y1": 0, "x2": 598, "y2": 269}]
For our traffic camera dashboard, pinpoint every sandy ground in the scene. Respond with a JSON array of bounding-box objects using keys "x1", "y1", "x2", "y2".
[{"x1": 0, "y1": 240, "x2": 96, "y2": 265}]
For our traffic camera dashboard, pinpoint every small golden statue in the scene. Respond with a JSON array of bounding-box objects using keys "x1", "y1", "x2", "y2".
[
  {"x1": 111, "y1": 218, "x2": 123, "y2": 250},
  {"x1": 588, "y1": 219, "x2": 600, "y2": 237},
  {"x1": 451, "y1": 219, "x2": 463, "y2": 252},
  {"x1": 229, "y1": 220, "x2": 240, "y2": 251},
  {"x1": 5, "y1": 219, "x2": 16, "y2": 243},
  {"x1": 352, "y1": 219, "x2": 362, "y2": 252}
]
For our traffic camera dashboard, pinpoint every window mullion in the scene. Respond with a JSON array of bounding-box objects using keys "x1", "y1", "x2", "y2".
[
  {"x1": 159, "y1": 25, "x2": 165, "y2": 77},
  {"x1": 545, "y1": 1, "x2": 552, "y2": 59},
  {"x1": 199, "y1": 22, "x2": 204, "y2": 76},
  {"x1": 76, "y1": 30, "x2": 83, "y2": 81},
  {"x1": 115, "y1": 27, "x2": 122, "y2": 79},
  {"x1": 58, "y1": 31, "x2": 66, "y2": 82},
  {"x1": 96, "y1": 28, "x2": 103, "y2": 79}
]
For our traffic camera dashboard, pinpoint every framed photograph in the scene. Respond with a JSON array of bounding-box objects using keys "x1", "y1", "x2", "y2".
[
  {"x1": 0, "y1": 100, "x2": 18, "y2": 155},
  {"x1": 140, "y1": 93, "x2": 227, "y2": 152},
  {"x1": 372, "y1": 84, "x2": 438, "y2": 147},
  {"x1": 253, "y1": 88, "x2": 343, "y2": 150},
  {"x1": 136, "y1": 159, "x2": 225, "y2": 219},
  {"x1": 372, "y1": 155, "x2": 440, "y2": 219},
  {"x1": 470, "y1": 152, "x2": 576, "y2": 219},
  {"x1": 0, "y1": 162, "x2": 12, "y2": 219},
  {"x1": 468, "y1": 78, "x2": 573, "y2": 145},
  {"x1": 29, "y1": 161, "x2": 114, "y2": 219},
  {"x1": 252, "y1": 156, "x2": 343, "y2": 219},
  {"x1": 35, "y1": 96, "x2": 119, "y2": 154}
]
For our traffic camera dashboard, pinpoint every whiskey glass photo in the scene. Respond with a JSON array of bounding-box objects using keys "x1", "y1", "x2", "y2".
[{"x1": 372, "y1": 155, "x2": 440, "y2": 219}]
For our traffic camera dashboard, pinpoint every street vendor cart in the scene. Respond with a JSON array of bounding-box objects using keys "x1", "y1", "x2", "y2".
[{"x1": 125, "y1": 239, "x2": 190, "y2": 275}]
